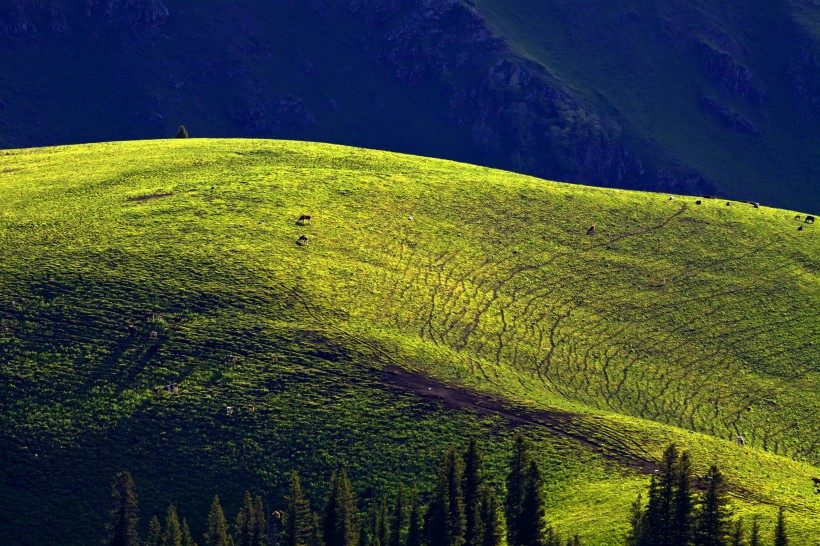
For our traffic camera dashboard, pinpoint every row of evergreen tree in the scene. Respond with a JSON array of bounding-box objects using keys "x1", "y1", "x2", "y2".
[
  {"x1": 108, "y1": 439, "x2": 791, "y2": 546},
  {"x1": 626, "y1": 445, "x2": 789, "y2": 546}
]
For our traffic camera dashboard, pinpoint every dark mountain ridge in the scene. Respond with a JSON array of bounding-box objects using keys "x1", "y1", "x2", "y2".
[{"x1": 1, "y1": 0, "x2": 818, "y2": 210}]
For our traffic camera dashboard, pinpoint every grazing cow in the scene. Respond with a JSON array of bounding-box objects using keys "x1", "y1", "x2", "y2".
[
  {"x1": 226, "y1": 406, "x2": 235, "y2": 415},
  {"x1": 812, "y1": 477, "x2": 820, "y2": 485},
  {"x1": 753, "y1": 202, "x2": 760, "y2": 208},
  {"x1": 128, "y1": 325, "x2": 137, "y2": 337},
  {"x1": 726, "y1": 202, "x2": 732, "y2": 206},
  {"x1": 154, "y1": 386, "x2": 161, "y2": 394},
  {"x1": 407, "y1": 216, "x2": 414, "y2": 220},
  {"x1": 171, "y1": 383, "x2": 179, "y2": 393},
  {"x1": 248, "y1": 403, "x2": 256, "y2": 413},
  {"x1": 795, "y1": 215, "x2": 802, "y2": 220},
  {"x1": 737, "y1": 435, "x2": 745, "y2": 446},
  {"x1": 226, "y1": 355, "x2": 237, "y2": 363},
  {"x1": 150, "y1": 331, "x2": 158, "y2": 338},
  {"x1": 586, "y1": 224, "x2": 596, "y2": 235},
  {"x1": 145, "y1": 312, "x2": 155, "y2": 320},
  {"x1": 298, "y1": 214, "x2": 312, "y2": 224},
  {"x1": 297, "y1": 235, "x2": 309, "y2": 246},
  {"x1": 806, "y1": 215, "x2": 816, "y2": 223},
  {"x1": 669, "y1": 196, "x2": 674, "y2": 200},
  {"x1": 172, "y1": 316, "x2": 182, "y2": 323},
  {"x1": 798, "y1": 226, "x2": 804, "y2": 231},
  {"x1": 696, "y1": 200, "x2": 702, "y2": 205}
]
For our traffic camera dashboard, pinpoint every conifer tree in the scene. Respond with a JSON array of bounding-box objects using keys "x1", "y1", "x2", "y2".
[
  {"x1": 625, "y1": 493, "x2": 644, "y2": 546},
  {"x1": 730, "y1": 518, "x2": 745, "y2": 546},
  {"x1": 749, "y1": 516, "x2": 760, "y2": 546},
  {"x1": 407, "y1": 486, "x2": 422, "y2": 546},
  {"x1": 205, "y1": 496, "x2": 232, "y2": 546},
  {"x1": 176, "y1": 125, "x2": 189, "y2": 138},
  {"x1": 425, "y1": 472, "x2": 451, "y2": 546},
  {"x1": 108, "y1": 471, "x2": 140, "y2": 546},
  {"x1": 518, "y1": 460, "x2": 546, "y2": 546},
  {"x1": 182, "y1": 518, "x2": 198, "y2": 546},
  {"x1": 693, "y1": 465, "x2": 730, "y2": 546},
  {"x1": 147, "y1": 516, "x2": 164, "y2": 546},
  {"x1": 644, "y1": 444, "x2": 679, "y2": 545},
  {"x1": 478, "y1": 485, "x2": 505, "y2": 546},
  {"x1": 506, "y1": 434, "x2": 532, "y2": 546},
  {"x1": 236, "y1": 492, "x2": 257, "y2": 546},
  {"x1": 309, "y1": 513, "x2": 323, "y2": 546},
  {"x1": 463, "y1": 439, "x2": 484, "y2": 546},
  {"x1": 324, "y1": 469, "x2": 359, "y2": 546},
  {"x1": 372, "y1": 500, "x2": 390, "y2": 546},
  {"x1": 253, "y1": 496, "x2": 267, "y2": 546},
  {"x1": 672, "y1": 450, "x2": 694, "y2": 546},
  {"x1": 390, "y1": 484, "x2": 406, "y2": 546},
  {"x1": 165, "y1": 504, "x2": 184, "y2": 546},
  {"x1": 773, "y1": 507, "x2": 788, "y2": 546},
  {"x1": 283, "y1": 472, "x2": 318, "y2": 546}
]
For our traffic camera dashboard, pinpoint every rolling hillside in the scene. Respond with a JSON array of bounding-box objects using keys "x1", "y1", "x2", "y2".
[{"x1": 0, "y1": 139, "x2": 818, "y2": 544}]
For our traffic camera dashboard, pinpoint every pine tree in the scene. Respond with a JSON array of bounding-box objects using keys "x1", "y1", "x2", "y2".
[
  {"x1": 730, "y1": 518, "x2": 745, "y2": 546},
  {"x1": 518, "y1": 460, "x2": 546, "y2": 546},
  {"x1": 390, "y1": 484, "x2": 406, "y2": 546},
  {"x1": 463, "y1": 439, "x2": 484, "y2": 546},
  {"x1": 372, "y1": 500, "x2": 390, "y2": 546},
  {"x1": 205, "y1": 496, "x2": 232, "y2": 546},
  {"x1": 672, "y1": 450, "x2": 694, "y2": 546},
  {"x1": 625, "y1": 493, "x2": 644, "y2": 546},
  {"x1": 749, "y1": 516, "x2": 760, "y2": 546},
  {"x1": 182, "y1": 518, "x2": 199, "y2": 546},
  {"x1": 693, "y1": 465, "x2": 731, "y2": 546},
  {"x1": 407, "y1": 486, "x2": 422, "y2": 546},
  {"x1": 506, "y1": 434, "x2": 532, "y2": 546},
  {"x1": 283, "y1": 472, "x2": 317, "y2": 546},
  {"x1": 147, "y1": 516, "x2": 164, "y2": 546},
  {"x1": 176, "y1": 125, "x2": 189, "y2": 138},
  {"x1": 253, "y1": 496, "x2": 267, "y2": 546},
  {"x1": 324, "y1": 469, "x2": 359, "y2": 546},
  {"x1": 165, "y1": 504, "x2": 184, "y2": 546},
  {"x1": 108, "y1": 471, "x2": 140, "y2": 546},
  {"x1": 425, "y1": 471, "x2": 453, "y2": 546},
  {"x1": 478, "y1": 485, "x2": 505, "y2": 546},
  {"x1": 773, "y1": 507, "x2": 788, "y2": 546},
  {"x1": 236, "y1": 492, "x2": 257, "y2": 546},
  {"x1": 645, "y1": 444, "x2": 679, "y2": 545}
]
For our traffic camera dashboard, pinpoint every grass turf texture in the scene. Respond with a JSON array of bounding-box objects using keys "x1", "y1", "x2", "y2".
[{"x1": 0, "y1": 139, "x2": 818, "y2": 544}]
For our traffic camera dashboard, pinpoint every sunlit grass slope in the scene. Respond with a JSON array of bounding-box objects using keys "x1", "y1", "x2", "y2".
[{"x1": 0, "y1": 139, "x2": 818, "y2": 544}]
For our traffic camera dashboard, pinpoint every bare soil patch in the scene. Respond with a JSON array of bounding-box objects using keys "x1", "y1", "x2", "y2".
[
  {"x1": 126, "y1": 192, "x2": 174, "y2": 202},
  {"x1": 380, "y1": 365, "x2": 658, "y2": 474}
]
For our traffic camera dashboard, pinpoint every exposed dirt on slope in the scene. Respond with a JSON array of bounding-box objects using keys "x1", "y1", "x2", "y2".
[
  {"x1": 126, "y1": 192, "x2": 174, "y2": 202},
  {"x1": 380, "y1": 365, "x2": 659, "y2": 474}
]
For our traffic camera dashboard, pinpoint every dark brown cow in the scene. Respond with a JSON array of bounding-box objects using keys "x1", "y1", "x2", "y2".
[
  {"x1": 806, "y1": 215, "x2": 815, "y2": 223},
  {"x1": 696, "y1": 200, "x2": 702, "y2": 205},
  {"x1": 298, "y1": 214, "x2": 312, "y2": 224},
  {"x1": 297, "y1": 235, "x2": 309, "y2": 246},
  {"x1": 127, "y1": 325, "x2": 137, "y2": 337},
  {"x1": 586, "y1": 224, "x2": 596, "y2": 235}
]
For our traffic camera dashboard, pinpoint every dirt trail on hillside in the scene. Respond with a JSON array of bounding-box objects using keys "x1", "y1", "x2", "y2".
[{"x1": 379, "y1": 365, "x2": 658, "y2": 474}]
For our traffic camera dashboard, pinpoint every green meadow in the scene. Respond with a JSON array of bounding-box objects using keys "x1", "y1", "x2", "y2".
[{"x1": 0, "y1": 139, "x2": 817, "y2": 544}]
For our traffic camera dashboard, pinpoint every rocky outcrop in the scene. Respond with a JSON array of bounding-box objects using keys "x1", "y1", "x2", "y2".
[
  {"x1": 700, "y1": 96, "x2": 762, "y2": 136},
  {"x1": 699, "y1": 41, "x2": 767, "y2": 103}
]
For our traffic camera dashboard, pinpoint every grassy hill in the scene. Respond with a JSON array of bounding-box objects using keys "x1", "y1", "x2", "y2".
[{"x1": 0, "y1": 139, "x2": 818, "y2": 544}]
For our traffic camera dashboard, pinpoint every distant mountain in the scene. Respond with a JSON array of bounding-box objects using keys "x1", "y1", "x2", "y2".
[{"x1": 0, "y1": 0, "x2": 818, "y2": 210}]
